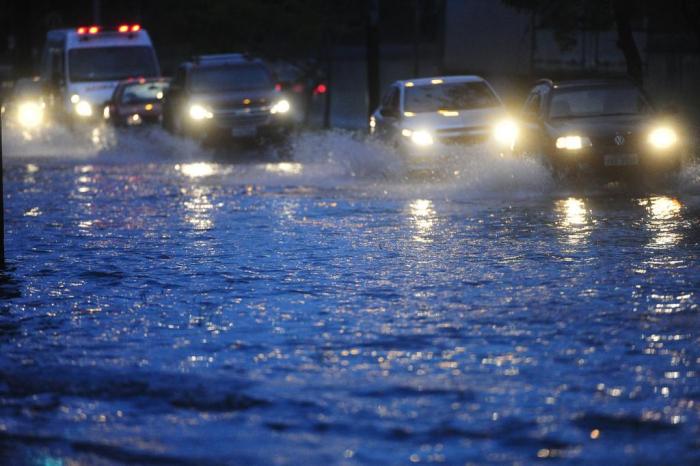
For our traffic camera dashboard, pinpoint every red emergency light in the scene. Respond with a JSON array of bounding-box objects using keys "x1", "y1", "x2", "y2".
[
  {"x1": 118, "y1": 24, "x2": 141, "y2": 33},
  {"x1": 77, "y1": 26, "x2": 100, "y2": 34}
]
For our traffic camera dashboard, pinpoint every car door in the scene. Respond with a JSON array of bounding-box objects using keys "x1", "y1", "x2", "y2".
[
  {"x1": 517, "y1": 87, "x2": 547, "y2": 155},
  {"x1": 373, "y1": 85, "x2": 401, "y2": 140},
  {"x1": 163, "y1": 66, "x2": 188, "y2": 132}
]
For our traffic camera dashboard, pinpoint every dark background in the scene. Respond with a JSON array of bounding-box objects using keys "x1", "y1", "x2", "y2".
[{"x1": 1, "y1": 0, "x2": 699, "y2": 123}]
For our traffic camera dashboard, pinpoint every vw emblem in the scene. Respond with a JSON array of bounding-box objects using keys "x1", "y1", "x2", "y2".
[{"x1": 614, "y1": 134, "x2": 626, "y2": 146}]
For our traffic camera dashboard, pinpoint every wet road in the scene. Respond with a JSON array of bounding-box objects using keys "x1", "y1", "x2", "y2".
[{"x1": 1, "y1": 127, "x2": 700, "y2": 465}]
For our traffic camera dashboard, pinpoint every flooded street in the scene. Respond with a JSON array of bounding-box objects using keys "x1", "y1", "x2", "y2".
[{"x1": 1, "y1": 127, "x2": 700, "y2": 465}]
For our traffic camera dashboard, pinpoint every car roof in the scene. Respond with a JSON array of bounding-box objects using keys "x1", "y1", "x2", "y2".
[
  {"x1": 537, "y1": 78, "x2": 639, "y2": 90},
  {"x1": 182, "y1": 54, "x2": 265, "y2": 69},
  {"x1": 395, "y1": 75, "x2": 486, "y2": 87},
  {"x1": 47, "y1": 28, "x2": 154, "y2": 49},
  {"x1": 116, "y1": 77, "x2": 170, "y2": 87}
]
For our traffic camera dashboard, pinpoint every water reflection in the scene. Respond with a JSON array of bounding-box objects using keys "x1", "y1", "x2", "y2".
[
  {"x1": 265, "y1": 162, "x2": 303, "y2": 175},
  {"x1": 178, "y1": 162, "x2": 217, "y2": 178},
  {"x1": 555, "y1": 197, "x2": 592, "y2": 245},
  {"x1": 24, "y1": 163, "x2": 39, "y2": 185},
  {"x1": 642, "y1": 196, "x2": 683, "y2": 249},
  {"x1": 183, "y1": 187, "x2": 214, "y2": 231},
  {"x1": 408, "y1": 199, "x2": 436, "y2": 243}
]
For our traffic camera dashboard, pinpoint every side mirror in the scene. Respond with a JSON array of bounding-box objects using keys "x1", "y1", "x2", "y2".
[
  {"x1": 661, "y1": 104, "x2": 679, "y2": 116},
  {"x1": 380, "y1": 107, "x2": 397, "y2": 118}
]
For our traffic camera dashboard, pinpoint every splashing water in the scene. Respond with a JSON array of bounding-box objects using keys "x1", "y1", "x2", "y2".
[{"x1": 3, "y1": 122, "x2": 700, "y2": 200}]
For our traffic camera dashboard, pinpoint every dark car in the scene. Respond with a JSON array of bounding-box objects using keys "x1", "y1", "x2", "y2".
[
  {"x1": 162, "y1": 54, "x2": 292, "y2": 143},
  {"x1": 515, "y1": 79, "x2": 686, "y2": 179},
  {"x1": 105, "y1": 77, "x2": 170, "y2": 126}
]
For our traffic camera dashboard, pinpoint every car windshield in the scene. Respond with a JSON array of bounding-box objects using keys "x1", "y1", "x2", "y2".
[
  {"x1": 69, "y1": 47, "x2": 158, "y2": 82},
  {"x1": 120, "y1": 81, "x2": 169, "y2": 104},
  {"x1": 190, "y1": 65, "x2": 272, "y2": 92},
  {"x1": 549, "y1": 86, "x2": 650, "y2": 119},
  {"x1": 404, "y1": 82, "x2": 500, "y2": 113}
]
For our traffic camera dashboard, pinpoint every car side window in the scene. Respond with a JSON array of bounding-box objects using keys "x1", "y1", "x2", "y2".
[
  {"x1": 381, "y1": 87, "x2": 400, "y2": 116},
  {"x1": 523, "y1": 91, "x2": 541, "y2": 117},
  {"x1": 171, "y1": 67, "x2": 187, "y2": 91}
]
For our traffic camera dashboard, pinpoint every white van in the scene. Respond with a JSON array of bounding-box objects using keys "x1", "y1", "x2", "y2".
[{"x1": 40, "y1": 24, "x2": 160, "y2": 123}]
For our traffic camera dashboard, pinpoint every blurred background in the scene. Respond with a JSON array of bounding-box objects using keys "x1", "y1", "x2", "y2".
[{"x1": 1, "y1": 0, "x2": 699, "y2": 127}]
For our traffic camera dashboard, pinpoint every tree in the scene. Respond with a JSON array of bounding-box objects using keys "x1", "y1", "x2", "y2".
[{"x1": 502, "y1": 0, "x2": 645, "y2": 83}]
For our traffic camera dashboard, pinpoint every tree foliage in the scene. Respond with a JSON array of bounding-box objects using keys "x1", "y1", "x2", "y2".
[{"x1": 502, "y1": 0, "x2": 700, "y2": 83}]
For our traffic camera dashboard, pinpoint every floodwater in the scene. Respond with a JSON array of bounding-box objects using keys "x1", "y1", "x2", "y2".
[{"x1": 1, "y1": 125, "x2": 700, "y2": 465}]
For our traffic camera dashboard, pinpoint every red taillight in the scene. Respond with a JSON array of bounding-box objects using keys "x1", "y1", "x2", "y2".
[
  {"x1": 275, "y1": 83, "x2": 282, "y2": 92},
  {"x1": 88, "y1": 26, "x2": 99, "y2": 34},
  {"x1": 77, "y1": 27, "x2": 87, "y2": 34},
  {"x1": 314, "y1": 83, "x2": 328, "y2": 95},
  {"x1": 131, "y1": 24, "x2": 141, "y2": 32},
  {"x1": 118, "y1": 24, "x2": 129, "y2": 33}
]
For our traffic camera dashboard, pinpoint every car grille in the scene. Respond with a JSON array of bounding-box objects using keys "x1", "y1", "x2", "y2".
[
  {"x1": 440, "y1": 134, "x2": 490, "y2": 145},
  {"x1": 591, "y1": 133, "x2": 641, "y2": 153},
  {"x1": 214, "y1": 108, "x2": 270, "y2": 127},
  {"x1": 436, "y1": 126, "x2": 490, "y2": 145}
]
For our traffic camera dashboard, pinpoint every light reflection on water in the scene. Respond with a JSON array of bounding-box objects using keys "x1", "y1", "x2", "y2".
[
  {"x1": 1, "y1": 160, "x2": 700, "y2": 466},
  {"x1": 183, "y1": 186, "x2": 215, "y2": 231},
  {"x1": 644, "y1": 196, "x2": 683, "y2": 249},
  {"x1": 408, "y1": 199, "x2": 436, "y2": 243},
  {"x1": 178, "y1": 162, "x2": 218, "y2": 178},
  {"x1": 555, "y1": 197, "x2": 592, "y2": 245}
]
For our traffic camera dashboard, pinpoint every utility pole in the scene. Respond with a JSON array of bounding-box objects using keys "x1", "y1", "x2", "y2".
[
  {"x1": 0, "y1": 114, "x2": 5, "y2": 266},
  {"x1": 366, "y1": 0, "x2": 380, "y2": 118},
  {"x1": 413, "y1": 0, "x2": 420, "y2": 77},
  {"x1": 93, "y1": 0, "x2": 101, "y2": 24}
]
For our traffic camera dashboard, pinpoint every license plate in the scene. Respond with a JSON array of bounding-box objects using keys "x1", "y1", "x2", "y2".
[
  {"x1": 231, "y1": 126, "x2": 257, "y2": 137},
  {"x1": 604, "y1": 154, "x2": 638, "y2": 166}
]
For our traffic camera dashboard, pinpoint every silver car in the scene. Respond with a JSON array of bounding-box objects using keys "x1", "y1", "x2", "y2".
[{"x1": 370, "y1": 75, "x2": 513, "y2": 163}]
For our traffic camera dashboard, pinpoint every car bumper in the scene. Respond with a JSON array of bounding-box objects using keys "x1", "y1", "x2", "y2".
[
  {"x1": 188, "y1": 114, "x2": 292, "y2": 140},
  {"x1": 549, "y1": 147, "x2": 684, "y2": 175}
]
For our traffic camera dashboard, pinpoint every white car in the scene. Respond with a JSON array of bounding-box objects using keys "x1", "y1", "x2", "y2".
[{"x1": 370, "y1": 75, "x2": 516, "y2": 162}]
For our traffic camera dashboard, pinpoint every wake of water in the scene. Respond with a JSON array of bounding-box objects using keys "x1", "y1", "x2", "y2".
[{"x1": 3, "y1": 122, "x2": 700, "y2": 200}]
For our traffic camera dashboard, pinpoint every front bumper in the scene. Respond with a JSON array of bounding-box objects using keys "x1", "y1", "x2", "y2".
[
  {"x1": 188, "y1": 111, "x2": 292, "y2": 140},
  {"x1": 548, "y1": 146, "x2": 684, "y2": 176}
]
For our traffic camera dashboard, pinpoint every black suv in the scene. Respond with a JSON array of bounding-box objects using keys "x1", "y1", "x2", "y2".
[
  {"x1": 162, "y1": 54, "x2": 292, "y2": 143},
  {"x1": 516, "y1": 79, "x2": 686, "y2": 178}
]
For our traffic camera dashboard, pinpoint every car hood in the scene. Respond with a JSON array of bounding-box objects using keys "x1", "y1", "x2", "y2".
[
  {"x1": 546, "y1": 114, "x2": 655, "y2": 138},
  {"x1": 192, "y1": 88, "x2": 278, "y2": 110},
  {"x1": 402, "y1": 107, "x2": 505, "y2": 132},
  {"x1": 68, "y1": 81, "x2": 120, "y2": 106}
]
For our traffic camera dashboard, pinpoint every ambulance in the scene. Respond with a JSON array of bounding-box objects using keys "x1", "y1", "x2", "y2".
[{"x1": 40, "y1": 24, "x2": 160, "y2": 124}]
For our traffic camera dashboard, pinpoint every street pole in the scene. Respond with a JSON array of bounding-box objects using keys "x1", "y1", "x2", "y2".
[
  {"x1": 366, "y1": 0, "x2": 380, "y2": 118},
  {"x1": 0, "y1": 113, "x2": 5, "y2": 266},
  {"x1": 413, "y1": 0, "x2": 420, "y2": 77},
  {"x1": 93, "y1": 0, "x2": 101, "y2": 24}
]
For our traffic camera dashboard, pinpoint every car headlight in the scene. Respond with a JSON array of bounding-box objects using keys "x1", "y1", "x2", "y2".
[
  {"x1": 493, "y1": 119, "x2": 519, "y2": 148},
  {"x1": 648, "y1": 127, "x2": 677, "y2": 150},
  {"x1": 18, "y1": 101, "x2": 44, "y2": 128},
  {"x1": 270, "y1": 99, "x2": 291, "y2": 115},
  {"x1": 409, "y1": 129, "x2": 434, "y2": 146},
  {"x1": 556, "y1": 135, "x2": 592, "y2": 151},
  {"x1": 189, "y1": 104, "x2": 213, "y2": 120},
  {"x1": 75, "y1": 100, "x2": 93, "y2": 117}
]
